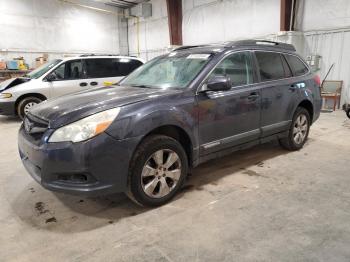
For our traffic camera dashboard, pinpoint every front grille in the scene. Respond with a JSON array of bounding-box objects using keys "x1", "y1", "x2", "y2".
[{"x1": 23, "y1": 114, "x2": 49, "y2": 144}]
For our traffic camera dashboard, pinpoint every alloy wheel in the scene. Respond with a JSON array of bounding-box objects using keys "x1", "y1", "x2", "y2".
[
  {"x1": 141, "y1": 149, "x2": 182, "y2": 198},
  {"x1": 293, "y1": 114, "x2": 308, "y2": 144}
]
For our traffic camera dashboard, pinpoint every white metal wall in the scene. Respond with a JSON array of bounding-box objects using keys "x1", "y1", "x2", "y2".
[
  {"x1": 127, "y1": 0, "x2": 281, "y2": 60},
  {"x1": 294, "y1": 0, "x2": 350, "y2": 104},
  {"x1": 127, "y1": 0, "x2": 170, "y2": 60},
  {"x1": 295, "y1": 0, "x2": 350, "y2": 31},
  {"x1": 0, "y1": 0, "x2": 120, "y2": 68},
  {"x1": 182, "y1": 0, "x2": 280, "y2": 44}
]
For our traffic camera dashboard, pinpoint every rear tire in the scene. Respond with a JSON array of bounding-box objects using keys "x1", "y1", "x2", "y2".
[
  {"x1": 126, "y1": 135, "x2": 188, "y2": 207},
  {"x1": 346, "y1": 108, "x2": 350, "y2": 119},
  {"x1": 279, "y1": 107, "x2": 311, "y2": 151},
  {"x1": 17, "y1": 97, "x2": 42, "y2": 119}
]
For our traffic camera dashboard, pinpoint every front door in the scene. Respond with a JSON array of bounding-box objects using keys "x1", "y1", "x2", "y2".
[
  {"x1": 47, "y1": 59, "x2": 87, "y2": 98},
  {"x1": 197, "y1": 51, "x2": 261, "y2": 155}
]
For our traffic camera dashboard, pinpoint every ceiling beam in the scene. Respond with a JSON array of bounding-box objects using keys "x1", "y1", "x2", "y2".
[
  {"x1": 166, "y1": 0, "x2": 183, "y2": 45},
  {"x1": 280, "y1": 0, "x2": 296, "y2": 31}
]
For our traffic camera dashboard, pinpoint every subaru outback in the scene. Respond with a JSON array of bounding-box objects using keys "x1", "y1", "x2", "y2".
[{"x1": 18, "y1": 40, "x2": 322, "y2": 206}]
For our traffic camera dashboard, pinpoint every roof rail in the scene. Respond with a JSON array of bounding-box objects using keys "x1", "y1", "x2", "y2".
[
  {"x1": 79, "y1": 54, "x2": 120, "y2": 57},
  {"x1": 172, "y1": 45, "x2": 205, "y2": 51},
  {"x1": 226, "y1": 40, "x2": 296, "y2": 51}
]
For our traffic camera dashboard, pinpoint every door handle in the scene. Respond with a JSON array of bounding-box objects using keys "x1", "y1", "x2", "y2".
[
  {"x1": 80, "y1": 82, "x2": 87, "y2": 87},
  {"x1": 290, "y1": 82, "x2": 306, "y2": 91},
  {"x1": 289, "y1": 85, "x2": 296, "y2": 92},
  {"x1": 247, "y1": 92, "x2": 259, "y2": 100},
  {"x1": 90, "y1": 82, "x2": 98, "y2": 86}
]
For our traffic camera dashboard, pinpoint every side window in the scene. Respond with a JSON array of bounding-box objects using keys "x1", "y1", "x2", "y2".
[
  {"x1": 52, "y1": 63, "x2": 65, "y2": 80},
  {"x1": 281, "y1": 55, "x2": 293, "y2": 78},
  {"x1": 255, "y1": 52, "x2": 286, "y2": 81},
  {"x1": 85, "y1": 58, "x2": 116, "y2": 78},
  {"x1": 285, "y1": 54, "x2": 309, "y2": 76},
  {"x1": 210, "y1": 52, "x2": 253, "y2": 87},
  {"x1": 51, "y1": 60, "x2": 83, "y2": 80},
  {"x1": 118, "y1": 59, "x2": 143, "y2": 76},
  {"x1": 84, "y1": 58, "x2": 143, "y2": 78}
]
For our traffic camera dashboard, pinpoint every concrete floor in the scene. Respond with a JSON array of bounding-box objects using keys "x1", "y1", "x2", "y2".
[{"x1": 1, "y1": 111, "x2": 350, "y2": 262}]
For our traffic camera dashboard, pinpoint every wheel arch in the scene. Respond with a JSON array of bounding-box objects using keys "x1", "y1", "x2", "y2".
[
  {"x1": 297, "y1": 99, "x2": 314, "y2": 123},
  {"x1": 137, "y1": 125, "x2": 194, "y2": 167},
  {"x1": 14, "y1": 93, "x2": 47, "y2": 115}
]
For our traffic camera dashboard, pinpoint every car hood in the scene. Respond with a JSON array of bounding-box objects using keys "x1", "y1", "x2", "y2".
[
  {"x1": 0, "y1": 77, "x2": 31, "y2": 92},
  {"x1": 30, "y1": 85, "x2": 181, "y2": 128},
  {"x1": 0, "y1": 78, "x2": 15, "y2": 91}
]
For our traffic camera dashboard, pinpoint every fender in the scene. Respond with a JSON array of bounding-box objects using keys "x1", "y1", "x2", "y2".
[
  {"x1": 106, "y1": 91, "x2": 199, "y2": 151},
  {"x1": 292, "y1": 77, "x2": 320, "y2": 123}
]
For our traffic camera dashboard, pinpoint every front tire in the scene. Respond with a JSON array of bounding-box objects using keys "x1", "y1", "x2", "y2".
[
  {"x1": 346, "y1": 108, "x2": 350, "y2": 119},
  {"x1": 17, "y1": 96, "x2": 42, "y2": 119},
  {"x1": 279, "y1": 107, "x2": 311, "y2": 151},
  {"x1": 127, "y1": 135, "x2": 188, "y2": 207}
]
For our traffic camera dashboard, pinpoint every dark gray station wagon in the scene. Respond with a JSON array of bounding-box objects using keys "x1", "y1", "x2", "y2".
[{"x1": 19, "y1": 40, "x2": 322, "y2": 206}]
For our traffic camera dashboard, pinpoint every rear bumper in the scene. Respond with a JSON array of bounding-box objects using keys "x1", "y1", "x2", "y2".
[
  {"x1": 0, "y1": 101, "x2": 15, "y2": 116},
  {"x1": 18, "y1": 127, "x2": 142, "y2": 196}
]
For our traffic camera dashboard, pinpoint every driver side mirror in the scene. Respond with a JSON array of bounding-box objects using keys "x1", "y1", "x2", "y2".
[
  {"x1": 45, "y1": 73, "x2": 56, "y2": 82},
  {"x1": 205, "y1": 75, "x2": 231, "y2": 92}
]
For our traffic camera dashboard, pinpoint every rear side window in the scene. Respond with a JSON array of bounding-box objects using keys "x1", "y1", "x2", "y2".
[
  {"x1": 255, "y1": 52, "x2": 286, "y2": 81},
  {"x1": 84, "y1": 58, "x2": 143, "y2": 78},
  {"x1": 118, "y1": 59, "x2": 143, "y2": 76},
  {"x1": 85, "y1": 58, "x2": 116, "y2": 78},
  {"x1": 210, "y1": 52, "x2": 254, "y2": 87},
  {"x1": 285, "y1": 54, "x2": 309, "y2": 76}
]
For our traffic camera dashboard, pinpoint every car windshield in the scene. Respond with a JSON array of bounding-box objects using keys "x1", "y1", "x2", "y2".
[
  {"x1": 25, "y1": 59, "x2": 62, "y2": 79},
  {"x1": 120, "y1": 53, "x2": 212, "y2": 88}
]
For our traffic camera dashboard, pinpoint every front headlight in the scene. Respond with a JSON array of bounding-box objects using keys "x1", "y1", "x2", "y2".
[
  {"x1": 49, "y1": 107, "x2": 120, "y2": 143},
  {"x1": 0, "y1": 93, "x2": 12, "y2": 99}
]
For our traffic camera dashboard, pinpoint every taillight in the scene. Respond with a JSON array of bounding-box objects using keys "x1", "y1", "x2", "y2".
[{"x1": 314, "y1": 75, "x2": 321, "y2": 86}]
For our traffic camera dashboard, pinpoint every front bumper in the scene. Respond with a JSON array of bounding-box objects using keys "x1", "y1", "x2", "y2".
[
  {"x1": 18, "y1": 126, "x2": 142, "y2": 196},
  {"x1": 0, "y1": 101, "x2": 16, "y2": 116}
]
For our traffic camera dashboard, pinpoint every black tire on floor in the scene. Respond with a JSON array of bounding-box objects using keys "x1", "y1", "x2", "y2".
[
  {"x1": 17, "y1": 96, "x2": 42, "y2": 119},
  {"x1": 279, "y1": 107, "x2": 311, "y2": 151},
  {"x1": 346, "y1": 108, "x2": 350, "y2": 119},
  {"x1": 126, "y1": 135, "x2": 188, "y2": 207}
]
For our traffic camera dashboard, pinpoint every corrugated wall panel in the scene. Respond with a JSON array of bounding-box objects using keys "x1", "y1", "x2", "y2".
[{"x1": 304, "y1": 30, "x2": 350, "y2": 105}]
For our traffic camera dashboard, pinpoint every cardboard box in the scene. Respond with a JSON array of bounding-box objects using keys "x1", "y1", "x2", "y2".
[
  {"x1": 0, "y1": 61, "x2": 6, "y2": 70},
  {"x1": 35, "y1": 56, "x2": 47, "y2": 68}
]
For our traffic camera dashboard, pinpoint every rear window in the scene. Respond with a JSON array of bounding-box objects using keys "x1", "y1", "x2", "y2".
[
  {"x1": 285, "y1": 54, "x2": 309, "y2": 76},
  {"x1": 255, "y1": 52, "x2": 286, "y2": 81},
  {"x1": 84, "y1": 58, "x2": 143, "y2": 78}
]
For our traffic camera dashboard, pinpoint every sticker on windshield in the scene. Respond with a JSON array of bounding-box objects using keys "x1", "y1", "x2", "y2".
[{"x1": 187, "y1": 54, "x2": 210, "y2": 60}]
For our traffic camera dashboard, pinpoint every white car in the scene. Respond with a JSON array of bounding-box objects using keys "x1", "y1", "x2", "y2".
[{"x1": 0, "y1": 55, "x2": 144, "y2": 118}]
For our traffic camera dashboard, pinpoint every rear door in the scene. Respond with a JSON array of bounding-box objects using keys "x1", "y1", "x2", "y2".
[
  {"x1": 254, "y1": 51, "x2": 298, "y2": 137},
  {"x1": 84, "y1": 58, "x2": 143, "y2": 86},
  {"x1": 47, "y1": 59, "x2": 87, "y2": 97}
]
